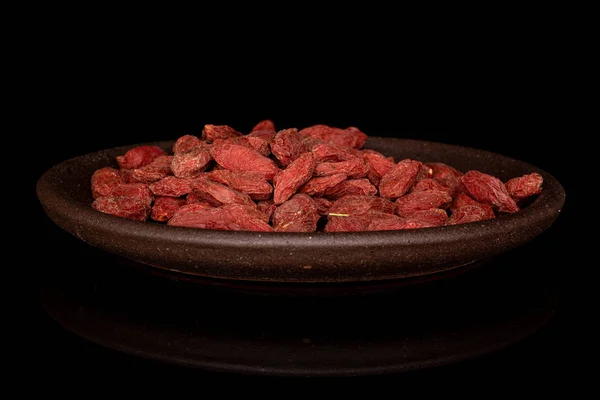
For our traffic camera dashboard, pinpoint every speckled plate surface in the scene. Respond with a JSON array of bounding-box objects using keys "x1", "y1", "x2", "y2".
[{"x1": 36, "y1": 137, "x2": 565, "y2": 283}]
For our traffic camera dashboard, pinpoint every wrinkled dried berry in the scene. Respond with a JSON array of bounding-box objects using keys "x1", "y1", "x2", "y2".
[
  {"x1": 173, "y1": 135, "x2": 203, "y2": 154},
  {"x1": 323, "y1": 178, "x2": 377, "y2": 199},
  {"x1": 247, "y1": 129, "x2": 276, "y2": 143},
  {"x1": 213, "y1": 136, "x2": 271, "y2": 157},
  {"x1": 379, "y1": 159, "x2": 423, "y2": 200},
  {"x1": 427, "y1": 162, "x2": 462, "y2": 194},
  {"x1": 408, "y1": 208, "x2": 448, "y2": 227},
  {"x1": 446, "y1": 205, "x2": 492, "y2": 225},
  {"x1": 172, "y1": 202, "x2": 214, "y2": 216},
  {"x1": 205, "y1": 170, "x2": 273, "y2": 201},
  {"x1": 201, "y1": 124, "x2": 241, "y2": 142},
  {"x1": 410, "y1": 178, "x2": 453, "y2": 196},
  {"x1": 363, "y1": 150, "x2": 395, "y2": 186},
  {"x1": 211, "y1": 142, "x2": 280, "y2": 181},
  {"x1": 328, "y1": 195, "x2": 396, "y2": 217},
  {"x1": 272, "y1": 194, "x2": 319, "y2": 232},
  {"x1": 300, "y1": 125, "x2": 368, "y2": 149},
  {"x1": 313, "y1": 197, "x2": 333, "y2": 215},
  {"x1": 506, "y1": 172, "x2": 543, "y2": 201},
  {"x1": 91, "y1": 167, "x2": 123, "y2": 199},
  {"x1": 256, "y1": 199, "x2": 277, "y2": 222},
  {"x1": 116, "y1": 145, "x2": 166, "y2": 170},
  {"x1": 450, "y1": 193, "x2": 495, "y2": 219},
  {"x1": 314, "y1": 157, "x2": 369, "y2": 179},
  {"x1": 299, "y1": 173, "x2": 347, "y2": 197},
  {"x1": 151, "y1": 197, "x2": 186, "y2": 222},
  {"x1": 168, "y1": 206, "x2": 272, "y2": 232},
  {"x1": 109, "y1": 183, "x2": 154, "y2": 207},
  {"x1": 273, "y1": 152, "x2": 315, "y2": 204},
  {"x1": 190, "y1": 177, "x2": 255, "y2": 207},
  {"x1": 312, "y1": 143, "x2": 358, "y2": 162},
  {"x1": 171, "y1": 145, "x2": 212, "y2": 178},
  {"x1": 92, "y1": 196, "x2": 152, "y2": 221},
  {"x1": 461, "y1": 170, "x2": 519, "y2": 213},
  {"x1": 395, "y1": 190, "x2": 453, "y2": 217},
  {"x1": 270, "y1": 128, "x2": 313, "y2": 167},
  {"x1": 132, "y1": 155, "x2": 174, "y2": 183},
  {"x1": 149, "y1": 176, "x2": 193, "y2": 197},
  {"x1": 251, "y1": 119, "x2": 275, "y2": 132}
]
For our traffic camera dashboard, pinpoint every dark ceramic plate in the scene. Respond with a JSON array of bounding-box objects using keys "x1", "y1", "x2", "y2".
[{"x1": 36, "y1": 137, "x2": 565, "y2": 283}]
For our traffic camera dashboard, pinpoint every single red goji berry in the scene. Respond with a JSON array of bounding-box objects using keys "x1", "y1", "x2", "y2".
[
  {"x1": 116, "y1": 145, "x2": 166, "y2": 170},
  {"x1": 201, "y1": 124, "x2": 242, "y2": 142},
  {"x1": 272, "y1": 152, "x2": 316, "y2": 204},
  {"x1": 505, "y1": 172, "x2": 543, "y2": 201},
  {"x1": 149, "y1": 176, "x2": 194, "y2": 197},
  {"x1": 378, "y1": 159, "x2": 423, "y2": 200},
  {"x1": 150, "y1": 196, "x2": 186, "y2": 222},
  {"x1": 91, "y1": 167, "x2": 123, "y2": 199},
  {"x1": 272, "y1": 194, "x2": 319, "y2": 232},
  {"x1": 211, "y1": 142, "x2": 280, "y2": 181},
  {"x1": 461, "y1": 170, "x2": 519, "y2": 213}
]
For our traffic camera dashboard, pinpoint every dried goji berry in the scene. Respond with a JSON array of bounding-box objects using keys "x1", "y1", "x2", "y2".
[
  {"x1": 272, "y1": 152, "x2": 315, "y2": 204},
  {"x1": 446, "y1": 205, "x2": 493, "y2": 225},
  {"x1": 251, "y1": 119, "x2": 275, "y2": 132},
  {"x1": 426, "y1": 162, "x2": 463, "y2": 195},
  {"x1": 270, "y1": 128, "x2": 313, "y2": 167},
  {"x1": 461, "y1": 170, "x2": 519, "y2": 213},
  {"x1": 407, "y1": 208, "x2": 448, "y2": 227},
  {"x1": 378, "y1": 159, "x2": 423, "y2": 200},
  {"x1": 201, "y1": 124, "x2": 242, "y2": 142},
  {"x1": 132, "y1": 155, "x2": 174, "y2": 183},
  {"x1": 312, "y1": 143, "x2": 358, "y2": 162},
  {"x1": 363, "y1": 150, "x2": 395, "y2": 185},
  {"x1": 395, "y1": 190, "x2": 453, "y2": 217},
  {"x1": 328, "y1": 195, "x2": 396, "y2": 217},
  {"x1": 256, "y1": 199, "x2": 277, "y2": 223},
  {"x1": 172, "y1": 202, "x2": 214, "y2": 217},
  {"x1": 272, "y1": 194, "x2": 319, "y2": 232},
  {"x1": 92, "y1": 196, "x2": 152, "y2": 221},
  {"x1": 211, "y1": 142, "x2": 280, "y2": 181},
  {"x1": 150, "y1": 196, "x2": 186, "y2": 222},
  {"x1": 313, "y1": 197, "x2": 333, "y2": 215},
  {"x1": 450, "y1": 193, "x2": 495, "y2": 219},
  {"x1": 91, "y1": 167, "x2": 123, "y2": 199},
  {"x1": 323, "y1": 178, "x2": 377, "y2": 200},
  {"x1": 299, "y1": 173, "x2": 348, "y2": 197},
  {"x1": 149, "y1": 176, "x2": 193, "y2": 197},
  {"x1": 410, "y1": 178, "x2": 453, "y2": 196},
  {"x1": 205, "y1": 169, "x2": 273, "y2": 201},
  {"x1": 168, "y1": 206, "x2": 272, "y2": 232},
  {"x1": 247, "y1": 129, "x2": 277, "y2": 143},
  {"x1": 314, "y1": 157, "x2": 369, "y2": 179},
  {"x1": 116, "y1": 145, "x2": 166, "y2": 170},
  {"x1": 190, "y1": 177, "x2": 255, "y2": 207},
  {"x1": 505, "y1": 172, "x2": 543, "y2": 201},
  {"x1": 173, "y1": 135, "x2": 204, "y2": 154},
  {"x1": 213, "y1": 136, "x2": 271, "y2": 157},
  {"x1": 109, "y1": 183, "x2": 154, "y2": 207},
  {"x1": 171, "y1": 144, "x2": 212, "y2": 179},
  {"x1": 300, "y1": 124, "x2": 368, "y2": 149}
]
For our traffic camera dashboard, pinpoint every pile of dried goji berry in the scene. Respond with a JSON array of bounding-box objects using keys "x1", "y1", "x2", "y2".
[{"x1": 90, "y1": 120, "x2": 544, "y2": 232}]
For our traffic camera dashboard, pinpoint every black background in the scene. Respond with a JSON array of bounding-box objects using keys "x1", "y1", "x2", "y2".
[{"x1": 27, "y1": 53, "x2": 580, "y2": 389}]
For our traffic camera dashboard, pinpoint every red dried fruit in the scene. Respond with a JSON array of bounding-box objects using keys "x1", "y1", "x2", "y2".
[
  {"x1": 201, "y1": 124, "x2": 242, "y2": 142},
  {"x1": 324, "y1": 214, "x2": 370, "y2": 232},
  {"x1": 173, "y1": 135, "x2": 203, "y2": 154},
  {"x1": 272, "y1": 194, "x2": 319, "y2": 232},
  {"x1": 132, "y1": 155, "x2": 174, "y2": 183},
  {"x1": 505, "y1": 172, "x2": 543, "y2": 201},
  {"x1": 251, "y1": 119, "x2": 275, "y2": 132},
  {"x1": 363, "y1": 150, "x2": 395, "y2": 184},
  {"x1": 205, "y1": 169, "x2": 273, "y2": 201},
  {"x1": 461, "y1": 170, "x2": 519, "y2": 213},
  {"x1": 410, "y1": 178, "x2": 453, "y2": 196},
  {"x1": 116, "y1": 145, "x2": 166, "y2": 170},
  {"x1": 300, "y1": 124, "x2": 368, "y2": 149},
  {"x1": 272, "y1": 152, "x2": 316, "y2": 204},
  {"x1": 213, "y1": 136, "x2": 271, "y2": 157},
  {"x1": 270, "y1": 128, "x2": 313, "y2": 167},
  {"x1": 450, "y1": 193, "x2": 495, "y2": 219},
  {"x1": 447, "y1": 205, "x2": 492, "y2": 225},
  {"x1": 314, "y1": 157, "x2": 369, "y2": 179},
  {"x1": 313, "y1": 197, "x2": 333, "y2": 215},
  {"x1": 328, "y1": 195, "x2": 396, "y2": 217},
  {"x1": 149, "y1": 176, "x2": 193, "y2": 197},
  {"x1": 150, "y1": 196, "x2": 186, "y2": 222},
  {"x1": 256, "y1": 199, "x2": 277, "y2": 222},
  {"x1": 323, "y1": 178, "x2": 377, "y2": 200},
  {"x1": 299, "y1": 173, "x2": 348, "y2": 197},
  {"x1": 119, "y1": 168, "x2": 135, "y2": 184},
  {"x1": 427, "y1": 162, "x2": 463, "y2": 194},
  {"x1": 92, "y1": 196, "x2": 152, "y2": 221},
  {"x1": 312, "y1": 143, "x2": 358, "y2": 162},
  {"x1": 416, "y1": 164, "x2": 434, "y2": 182},
  {"x1": 247, "y1": 129, "x2": 277, "y2": 143},
  {"x1": 171, "y1": 145, "x2": 212, "y2": 178},
  {"x1": 395, "y1": 190, "x2": 453, "y2": 217},
  {"x1": 378, "y1": 159, "x2": 423, "y2": 200},
  {"x1": 91, "y1": 167, "x2": 123, "y2": 199},
  {"x1": 190, "y1": 177, "x2": 255, "y2": 207},
  {"x1": 109, "y1": 183, "x2": 154, "y2": 207},
  {"x1": 407, "y1": 208, "x2": 448, "y2": 227},
  {"x1": 172, "y1": 202, "x2": 214, "y2": 217},
  {"x1": 211, "y1": 142, "x2": 280, "y2": 181},
  {"x1": 220, "y1": 203, "x2": 270, "y2": 224},
  {"x1": 367, "y1": 212, "x2": 427, "y2": 231},
  {"x1": 168, "y1": 206, "x2": 272, "y2": 232}
]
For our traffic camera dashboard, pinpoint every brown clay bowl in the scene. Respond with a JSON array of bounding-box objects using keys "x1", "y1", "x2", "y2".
[{"x1": 36, "y1": 137, "x2": 565, "y2": 283}]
